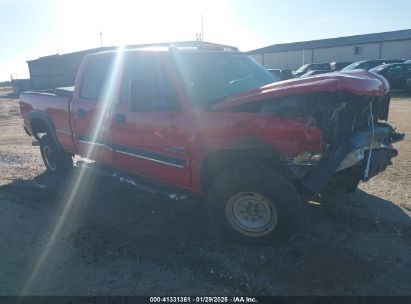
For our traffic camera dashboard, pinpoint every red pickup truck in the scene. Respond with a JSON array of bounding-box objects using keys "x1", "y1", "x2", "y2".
[{"x1": 20, "y1": 43, "x2": 403, "y2": 245}]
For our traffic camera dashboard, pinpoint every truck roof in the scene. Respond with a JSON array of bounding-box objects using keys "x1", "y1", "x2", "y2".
[{"x1": 91, "y1": 42, "x2": 239, "y2": 57}]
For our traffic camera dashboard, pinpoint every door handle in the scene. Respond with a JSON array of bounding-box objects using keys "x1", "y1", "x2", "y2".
[
  {"x1": 113, "y1": 113, "x2": 126, "y2": 124},
  {"x1": 75, "y1": 108, "x2": 86, "y2": 119}
]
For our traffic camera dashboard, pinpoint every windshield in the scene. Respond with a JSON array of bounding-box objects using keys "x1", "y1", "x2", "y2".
[
  {"x1": 174, "y1": 52, "x2": 275, "y2": 106},
  {"x1": 342, "y1": 62, "x2": 361, "y2": 71},
  {"x1": 295, "y1": 64, "x2": 309, "y2": 73},
  {"x1": 311, "y1": 63, "x2": 331, "y2": 70}
]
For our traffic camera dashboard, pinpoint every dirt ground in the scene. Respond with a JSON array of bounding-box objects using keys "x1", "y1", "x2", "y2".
[{"x1": 0, "y1": 86, "x2": 410, "y2": 296}]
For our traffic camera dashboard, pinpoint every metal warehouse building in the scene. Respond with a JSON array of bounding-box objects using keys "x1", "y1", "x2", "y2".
[
  {"x1": 27, "y1": 48, "x2": 103, "y2": 90},
  {"x1": 248, "y1": 28, "x2": 411, "y2": 70}
]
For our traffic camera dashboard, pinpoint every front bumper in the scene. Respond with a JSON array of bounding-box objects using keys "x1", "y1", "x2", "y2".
[
  {"x1": 362, "y1": 147, "x2": 398, "y2": 180},
  {"x1": 302, "y1": 124, "x2": 404, "y2": 193}
]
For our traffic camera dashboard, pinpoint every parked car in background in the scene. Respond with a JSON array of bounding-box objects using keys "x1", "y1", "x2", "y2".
[
  {"x1": 293, "y1": 63, "x2": 332, "y2": 77},
  {"x1": 369, "y1": 63, "x2": 411, "y2": 90},
  {"x1": 267, "y1": 68, "x2": 294, "y2": 81},
  {"x1": 280, "y1": 69, "x2": 294, "y2": 80},
  {"x1": 299, "y1": 70, "x2": 332, "y2": 78},
  {"x1": 330, "y1": 61, "x2": 353, "y2": 71},
  {"x1": 342, "y1": 59, "x2": 405, "y2": 71},
  {"x1": 267, "y1": 69, "x2": 282, "y2": 82}
]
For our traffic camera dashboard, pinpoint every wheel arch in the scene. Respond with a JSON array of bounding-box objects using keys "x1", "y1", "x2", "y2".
[
  {"x1": 28, "y1": 111, "x2": 62, "y2": 149},
  {"x1": 200, "y1": 147, "x2": 286, "y2": 194}
]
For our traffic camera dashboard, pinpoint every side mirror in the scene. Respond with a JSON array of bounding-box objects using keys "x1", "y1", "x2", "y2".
[{"x1": 129, "y1": 79, "x2": 153, "y2": 112}]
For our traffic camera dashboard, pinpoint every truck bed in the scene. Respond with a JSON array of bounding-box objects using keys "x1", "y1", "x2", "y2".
[
  {"x1": 19, "y1": 88, "x2": 75, "y2": 152},
  {"x1": 23, "y1": 86, "x2": 74, "y2": 98}
]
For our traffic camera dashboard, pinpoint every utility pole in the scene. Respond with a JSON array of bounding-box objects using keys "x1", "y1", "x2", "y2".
[
  {"x1": 195, "y1": 14, "x2": 204, "y2": 41},
  {"x1": 201, "y1": 14, "x2": 204, "y2": 41},
  {"x1": 302, "y1": 48, "x2": 305, "y2": 65},
  {"x1": 100, "y1": 32, "x2": 103, "y2": 48}
]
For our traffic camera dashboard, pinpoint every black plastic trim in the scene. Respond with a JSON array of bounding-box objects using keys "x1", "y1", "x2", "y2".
[
  {"x1": 76, "y1": 135, "x2": 186, "y2": 169},
  {"x1": 302, "y1": 125, "x2": 396, "y2": 193}
]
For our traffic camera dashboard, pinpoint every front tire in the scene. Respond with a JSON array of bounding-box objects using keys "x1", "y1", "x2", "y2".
[
  {"x1": 207, "y1": 167, "x2": 302, "y2": 245},
  {"x1": 39, "y1": 136, "x2": 73, "y2": 174}
]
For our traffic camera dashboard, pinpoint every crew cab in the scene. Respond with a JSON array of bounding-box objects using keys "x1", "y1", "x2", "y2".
[{"x1": 20, "y1": 43, "x2": 403, "y2": 245}]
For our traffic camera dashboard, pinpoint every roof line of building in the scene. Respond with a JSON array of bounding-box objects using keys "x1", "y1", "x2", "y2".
[{"x1": 247, "y1": 28, "x2": 411, "y2": 55}]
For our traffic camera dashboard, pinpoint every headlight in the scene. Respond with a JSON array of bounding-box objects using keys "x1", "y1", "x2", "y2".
[{"x1": 291, "y1": 152, "x2": 323, "y2": 165}]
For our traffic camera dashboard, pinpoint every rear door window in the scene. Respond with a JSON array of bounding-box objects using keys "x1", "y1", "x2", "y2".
[
  {"x1": 120, "y1": 55, "x2": 179, "y2": 110},
  {"x1": 385, "y1": 65, "x2": 404, "y2": 75},
  {"x1": 80, "y1": 57, "x2": 112, "y2": 100}
]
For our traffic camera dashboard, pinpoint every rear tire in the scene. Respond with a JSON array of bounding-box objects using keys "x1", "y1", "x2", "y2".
[
  {"x1": 39, "y1": 136, "x2": 73, "y2": 174},
  {"x1": 207, "y1": 166, "x2": 302, "y2": 245}
]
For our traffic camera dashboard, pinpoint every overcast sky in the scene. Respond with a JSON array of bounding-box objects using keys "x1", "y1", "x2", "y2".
[{"x1": 1, "y1": 0, "x2": 411, "y2": 81}]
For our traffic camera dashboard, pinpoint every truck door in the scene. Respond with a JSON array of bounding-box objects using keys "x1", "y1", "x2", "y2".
[
  {"x1": 70, "y1": 55, "x2": 116, "y2": 163},
  {"x1": 111, "y1": 53, "x2": 192, "y2": 190}
]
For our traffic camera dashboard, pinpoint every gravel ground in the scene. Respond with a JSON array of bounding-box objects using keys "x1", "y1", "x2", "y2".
[{"x1": 0, "y1": 87, "x2": 410, "y2": 295}]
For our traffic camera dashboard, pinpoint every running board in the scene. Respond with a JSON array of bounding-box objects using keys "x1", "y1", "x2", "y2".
[{"x1": 76, "y1": 161, "x2": 200, "y2": 205}]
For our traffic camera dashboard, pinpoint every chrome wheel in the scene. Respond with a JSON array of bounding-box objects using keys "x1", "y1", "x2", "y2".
[
  {"x1": 226, "y1": 192, "x2": 278, "y2": 236},
  {"x1": 43, "y1": 145, "x2": 57, "y2": 171}
]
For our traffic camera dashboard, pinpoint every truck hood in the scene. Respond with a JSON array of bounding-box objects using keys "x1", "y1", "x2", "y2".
[{"x1": 212, "y1": 70, "x2": 389, "y2": 111}]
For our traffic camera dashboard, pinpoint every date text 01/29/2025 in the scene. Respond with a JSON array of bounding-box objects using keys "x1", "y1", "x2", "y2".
[{"x1": 149, "y1": 296, "x2": 258, "y2": 303}]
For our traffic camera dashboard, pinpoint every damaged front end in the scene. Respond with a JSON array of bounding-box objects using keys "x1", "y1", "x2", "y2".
[
  {"x1": 269, "y1": 92, "x2": 404, "y2": 193},
  {"x1": 211, "y1": 70, "x2": 404, "y2": 194},
  {"x1": 229, "y1": 90, "x2": 403, "y2": 193},
  {"x1": 302, "y1": 117, "x2": 403, "y2": 193}
]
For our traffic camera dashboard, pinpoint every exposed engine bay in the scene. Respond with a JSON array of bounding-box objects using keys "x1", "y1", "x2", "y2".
[
  {"x1": 229, "y1": 91, "x2": 404, "y2": 193},
  {"x1": 258, "y1": 92, "x2": 391, "y2": 149}
]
